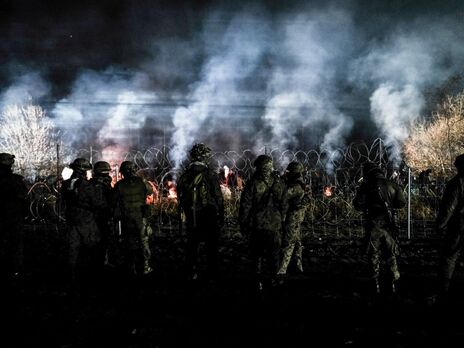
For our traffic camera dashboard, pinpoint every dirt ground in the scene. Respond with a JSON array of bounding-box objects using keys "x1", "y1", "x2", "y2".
[{"x1": 1, "y1": 223, "x2": 463, "y2": 348}]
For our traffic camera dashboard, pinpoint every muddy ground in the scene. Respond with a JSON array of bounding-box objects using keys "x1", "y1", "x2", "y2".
[{"x1": 1, "y1": 223, "x2": 463, "y2": 348}]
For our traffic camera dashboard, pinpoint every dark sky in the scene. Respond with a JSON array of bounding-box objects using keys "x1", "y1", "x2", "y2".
[{"x1": 0, "y1": 0, "x2": 463, "y2": 163}]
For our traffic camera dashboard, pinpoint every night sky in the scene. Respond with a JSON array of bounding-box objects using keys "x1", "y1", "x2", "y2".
[{"x1": 0, "y1": 0, "x2": 463, "y2": 164}]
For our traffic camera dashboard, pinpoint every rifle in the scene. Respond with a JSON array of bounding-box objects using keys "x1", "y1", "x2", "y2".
[
  {"x1": 377, "y1": 186, "x2": 401, "y2": 248},
  {"x1": 178, "y1": 205, "x2": 184, "y2": 235}
]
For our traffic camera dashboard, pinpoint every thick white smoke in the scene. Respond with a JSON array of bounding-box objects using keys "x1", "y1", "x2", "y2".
[
  {"x1": 169, "y1": 11, "x2": 270, "y2": 168},
  {"x1": 1, "y1": 3, "x2": 464, "y2": 172},
  {"x1": 351, "y1": 18, "x2": 464, "y2": 164},
  {"x1": 257, "y1": 8, "x2": 356, "y2": 172},
  {"x1": 52, "y1": 69, "x2": 158, "y2": 163},
  {"x1": 370, "y1": 83, "x2": 424, "y2": 162},
  {"x1": 0, "y1": 72, "x2": 50, "y2": 107}
]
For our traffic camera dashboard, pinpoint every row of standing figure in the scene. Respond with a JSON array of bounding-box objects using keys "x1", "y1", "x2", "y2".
[
  {"x1": 1, "y1": 149, "x2": 464, "y2": 300},
  {"x1": 60, "y1": 158, "x2": 154, "y2": 285}
]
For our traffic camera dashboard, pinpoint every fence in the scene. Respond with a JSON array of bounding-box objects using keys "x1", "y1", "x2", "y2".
[{"x1": 27, "y1": 138, "x2": 446, "y2": 239}]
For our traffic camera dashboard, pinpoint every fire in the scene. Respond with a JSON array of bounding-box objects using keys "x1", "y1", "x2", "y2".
[
  {"x1": 166, "y1": 180, "x2": 177, "y2": 200},
  {"x1": 146, "y1": 180, "x2": 159, "y2": 205},
  {"x1": 109, "y1": 163, "x2": 121, "y2": 187},
  {"x1": 323, "y1": 185, "x2": 334, "y2": 197},
  {"x1": 220, "y1": 165, "x2": 244, "y2": 198},
  {"x1": 221, "y1": 165, "x2": 232, "y2": 198}
]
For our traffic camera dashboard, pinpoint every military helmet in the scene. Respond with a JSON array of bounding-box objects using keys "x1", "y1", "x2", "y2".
[
  {"x1": 286, "y1": 161, "x2": 304, "y2": 174},
  {"x1": 120, "y1": 161, "x2": 137, "y2": 176},
  {"x1": 93, "y1": 161, "x2": 111, "y2": 175},
  {"x1": 0, "y1": 153, "x2": 15, "y2": 167},
  {"x1": 69, "y1": 158, "x2": 92, "y2": 173},
  {"x1": 362, "y1": 162, "x2": 383, "y2": 177},
  {"x1": 189, "y1": 143, "x2": 211, "y2": 161},
  {"x1": 454, "y1": 154, "x2": 464, "y2": 170},
  {"x1": 253, "y1": 154, "x2": 273, "y2": 169}
]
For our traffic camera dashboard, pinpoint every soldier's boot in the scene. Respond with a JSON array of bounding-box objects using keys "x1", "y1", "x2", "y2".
[
  {"x1": 295, "y1": 245, "x2": 304, "y2": 273},
  {"x1": 296, "y1": 258, "x2": 304, "y2": 273},
  {"x1": 278, "y1": 249, "x2": 292, "y2": 276},
  {"x1": 388, "y1": 257, "x2": 401, "y2": 294},
  {"x1": 374, "y1": 278, "x2": 381, "y2": 294},
  {"x1": 144, "y1": 260, "x2": 153, "y2": 275},
  {"x1": 369, "y1": 277, "x2": 380, "y2": 296},
  {"x1": 254, "y1": 258, "x2": 264, "y2": 291}
]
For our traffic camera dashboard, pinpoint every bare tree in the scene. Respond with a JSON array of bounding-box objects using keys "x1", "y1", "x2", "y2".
[
  {"x1": 0, "y1": 104, "x2": 59, "y2": 181},
  {"x1": 404, "y1": 92, "x2": 464, "y2": 177}
]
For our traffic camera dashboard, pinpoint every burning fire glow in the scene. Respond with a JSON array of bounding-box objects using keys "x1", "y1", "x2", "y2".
[
  {"x1": 323, "y1": 185, "x2": 334, "y2": 197},
  {"x1": 61, "y1": 167, "x2": 73, "y2": 180},
  {"x1": 145, "y1": 181, "x2": 158, "y2": 205},
  {"x1": 166, "y1": 180, "x2": 177, "y2": 200},
  {"x1": 220, "y1": 165, "x2": 232, "y2": 198}
]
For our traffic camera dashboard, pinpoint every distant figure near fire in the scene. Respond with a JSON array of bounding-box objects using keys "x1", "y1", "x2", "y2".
[
  {"x1": 176, "y1": 143, "x2": 224, "y2": 281},
  {"x1": 114, "y1": 161, "x2": 154, "y2": 277},
  {"x1": 61, "y1": 158, "x2": 106, "y2": 284},
  {"x1": 89, "y1": 161, "x2": 114, "y2": 270},
  {"x1": 0, "y1": 153, "x2": 28, "y2": 279},
  {"x1": 353, "y1": 162, "x2": 406, "y2": 295},
  {"x1": 278, "y1": 161, "x2": 309, "y2": 278},
  {"x1": 436, "y1": 154, "x2": 464, "y2": 299},
  {"x1": 239, "y1": 154, "x2": 286, "y2": 290}
]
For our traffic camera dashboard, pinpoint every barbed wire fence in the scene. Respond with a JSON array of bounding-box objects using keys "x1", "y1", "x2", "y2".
[{"x1": 26, "y1": 138, "x2": 446, "y2": 239}]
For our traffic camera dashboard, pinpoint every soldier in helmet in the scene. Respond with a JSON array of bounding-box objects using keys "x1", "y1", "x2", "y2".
[
  {"x1": 113, "y1": 161, "x2": 154, "y2": 277},
  {"x1": 239, "y1": 154, "x2": 286, "y2": 290},
  {"x1": 277, "y1": 161, "x2": 309, "y2": 278},
  {"x1": 61, "y1": 158, "x2": 106, "y2": 284},
  {"x1": 436, "y1": 154, "x2": 464, "y2": 299},
  {"x1": 90, "y1": 161, "x2": 114, "y2": 269},
  {"x1": 0, "y1": 153, "x2": 28, "y2": 279},
  {"x1": 177, "y1": 143, "x2": 224, "y2": 280},
  {"x1": 353, "y1": 162, "x2": 406, "y2": 295}
]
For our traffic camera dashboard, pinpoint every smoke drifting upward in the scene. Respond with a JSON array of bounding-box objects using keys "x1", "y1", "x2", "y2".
[
  {"x1": 257, "y1": 8, "x2": 355, "y2": 171},
  {"x1": 1, "y1": 1, "x2": 464, "y2": 169},
  {"x1": 0, "y1": 72, "x2": 50, "y2": 107},
  {"x1": 169, "y1": 11, "x2": 270, "y2": 168},
  {"x1": 52, "y1": 70, "x2": 158, "y2": 163},
  {"x1": 351, "y1": 17, "x2": 464, "y2": 164},
  {"x1": 370, "y1": 84, "x2": 423, "y2": 164}
]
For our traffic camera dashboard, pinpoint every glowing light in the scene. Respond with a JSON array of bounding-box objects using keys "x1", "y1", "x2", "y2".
[
  {"x1": 323, "y1": 185, "x2": 334, "y2": 197},
  {"x1": 166, "y1": 180, "x2": 177, "y2": 200},
  {"x1": 61, "y1": 167, "x2": 73, "y2": 180}
]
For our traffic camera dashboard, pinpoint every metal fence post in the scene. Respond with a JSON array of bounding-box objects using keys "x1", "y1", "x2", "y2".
[{"x1": 408, "y1": 167, "x2": 411, "y2": 239}]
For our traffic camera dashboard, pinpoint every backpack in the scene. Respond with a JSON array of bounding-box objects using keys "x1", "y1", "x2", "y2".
[{"x1": 180, "y1": 166, "x2": 212, "y2": 213}]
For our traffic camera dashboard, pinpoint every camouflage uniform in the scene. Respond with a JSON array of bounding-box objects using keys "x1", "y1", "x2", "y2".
[
  {"x1": 61, "y1": 158, "x2": 106, "y2": 281},
  {"x1": 278, "y1": 162, "x2": 307, "y2": 276},
  {"x1": 239, "y1": 155, "x2": 286, "y2": 288},
  {"x1": 177, "y1": 143, "x2": 224, "y2": 280},
  {"x1": 0, "y1": 153, "x2": 28, "y2": 278},
  {"x1": 114, "y1": 161, "x2": 153, "y2": 277},
  {"x1": 436, "y1": 154, "x2": 464, "y2": 294},
  {"x1": 89, "y1": 161, "x2": 114, "y2": 269},
  {"x1": 353, "y1": 162, "x2": 406, "y2": 293}
]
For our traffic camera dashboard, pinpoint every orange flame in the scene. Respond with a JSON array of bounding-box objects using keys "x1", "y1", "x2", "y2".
[
  {"x1": 323, "y1": 185, "x2": 334, "y2": 197},
  {"x1": 166, "y1": 180, "x2": 177, "y2": 200},
  {"x1": 146, "y1": 181, "x2": 159, "y2": 205}
]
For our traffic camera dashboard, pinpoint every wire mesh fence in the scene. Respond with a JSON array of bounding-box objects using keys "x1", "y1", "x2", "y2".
[{"x1": 26, "y1": 138, "x2": 446, "y2": 239}]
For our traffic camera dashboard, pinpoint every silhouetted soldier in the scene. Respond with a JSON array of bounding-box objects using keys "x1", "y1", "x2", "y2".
[
  {"x1": 436, "y1": 154, "x2": 464, "y2": 298},
  {"x1": 114, "y1": 161, "x2": 153, "y2": 278},
  {"x1": 278, "y1": 161, "x2": 308, "y2": 278},
  {"x1": 0, "y1": 153, "x2": 28, "y2": 279},
  {"x1": 177, "y1": 143, "x2": 224, "y2": 280},
  {"x1": 239, "y1": 154, "x2": 286, "y2": 290},
  {"x1": 61, "y1": 158, "x2": 106, "y2": 284},
  {"x1": 90, "y1": 161, "x2": 114, "y2": 270},
  {"x1": 354, "y1": 162, "x2": 406, "y2": 294}
]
